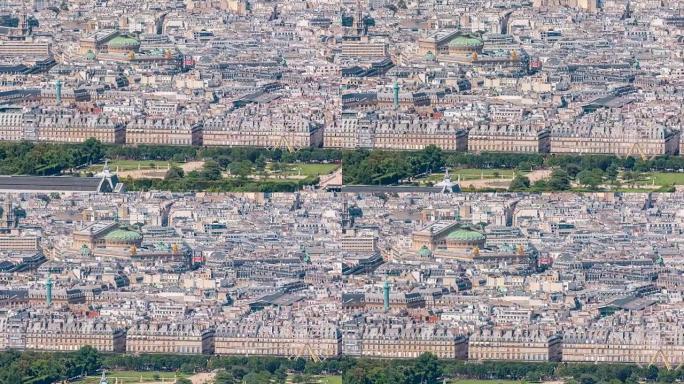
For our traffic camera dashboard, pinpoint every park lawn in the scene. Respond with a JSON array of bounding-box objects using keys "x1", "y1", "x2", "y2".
[
  {"x1": 84, "y1": 370, "x2": 185, "y2": 383},
  {"x1": 636, "y1": 172, "x2": 684, "y2": 186},
  {"x1": 449, "y1": 380, "x2": 522, "y2": 384},
  {"x1": 320, "y1": 376, "x2": 342, "y2": 384},
  {"x1": 267, "y1": 163, "x2": 339, "y2": 177},
  {"x1": 422, "y1": 168, "x2": 520, "y2": 183},
  {"x1": 291, "y1": 163, "x2": 339, "y2": 177},
  {"x1": 86, "y1": 160, "x2": 180, "y2": 172}
]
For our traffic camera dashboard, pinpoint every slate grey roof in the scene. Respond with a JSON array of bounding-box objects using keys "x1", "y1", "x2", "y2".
[{"x1": 0, "y1": 176, "x2": 108, "y2": 192}]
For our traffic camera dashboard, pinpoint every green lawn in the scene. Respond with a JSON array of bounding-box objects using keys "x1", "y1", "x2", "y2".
[
  {"x1": 636, "y1": 172, "x2": 684, "y2": 186},
  {"x1": 422, "y1": 168, "x2": 519, "y2": 183},
  {"x1": 320, "y1": 376, "x2": 342, "y2": 384},
  {"x1": 86, "y1": 160, "x2": 180, "y2": 172},
  {"x1": 449, "y1": 380, "x2": 522, "y2": 384},
  {"x1": 287, "y1": 374, "x2": 341, "y2": 384},
  {"x1": 84, "y1": 371, "x2": 184, "y2": 384},
  {"x1": 267, "y1": 163, "x2": 339, "y2": 177}
]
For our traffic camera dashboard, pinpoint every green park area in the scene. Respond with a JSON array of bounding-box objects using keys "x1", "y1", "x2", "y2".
[
  {"x1": 320, "y1": 376, "x2": 342, "y2": 384},
  {"x1": 263, "y1": 163, "x2": 339, "y2": 178},
  {"x1": 287, "y1": 375, "x2": 341, "y2": 384},
  {"x1": 86, "y1": 160, "x2": 182, "y2": 173},
  {"x1": 635, "y1": 172, "x2": 684, "y2": 186},
  {"x1": 83, "y1": 371, "x2": 186, "y2": 384},
  {"x1": 421, "y1": 168, "x2": 519, "y2": 183},
  {"x1": 448, "y1": 380, "x2": 523, "y2": 384}
]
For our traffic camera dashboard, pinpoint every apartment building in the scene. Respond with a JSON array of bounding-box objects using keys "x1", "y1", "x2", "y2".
[
  {"x1": 0, "y1": 41, "x2": 50, "y2": 57},
  {"x1": 23, "y1": 317, "x2": 126, "y2": 353},
  {"x1": 325, "y1": 113, "x2": 469, "y2": 150},
  {"x1": 342, "y1": 320, "x2": 468, "y2": 359},
  {"x1": 469, "y1": 327, "x2": 562, "y2": 362},
  {"x1": 563, "y1": 329, "x2": 684, "y2": 366},
  {"x1": 126, "y1": 119, "x2": 202, "y2": 146},
  {"x1": 0, "y1": 112, "x2": 28, "y2": 142},
  {"x1": 36, "y1": 115, "x2": 125, "y2": 144},
  {"x1": 214, "y1": 322, "x2": 341, "y2": 358},
  {"x1": 468, "y1": 124, "x2": 551, "y2": 153},
  {"x1": 126, "y1": 323, "x2": 214, "y2": 355},
  {"x1": 340, "y1": 40, "x2": 388, "y2": 59},
  {"x1": 203, "y1": 113, "x2": 323, "y2": 149},
  {"x1": 341, "y1": 233, "x2": 377, "y2": 253},
  {"x1": 0, "y1": 235, "x2": 39, "y2": 251}
]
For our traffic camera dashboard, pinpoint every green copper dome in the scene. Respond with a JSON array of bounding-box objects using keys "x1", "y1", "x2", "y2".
[
  {"x1": 448, "y1": 35, "x2": 483, "y2": 48},
  {"x1": 418, "y1": 245, "x2": 432, "y2": 258},
  {"x1": 85, "y1": 49, "x2": 96, "y2": 60},
  {"x1": 446, "y1": 229, "x2": 485, "y2": 242},
  {"x1": 105, "y1": 229, "x2": 142, "y2": 243},
  {"x1": 107, "y1": 35, "x2": 140, "y2": 49}
]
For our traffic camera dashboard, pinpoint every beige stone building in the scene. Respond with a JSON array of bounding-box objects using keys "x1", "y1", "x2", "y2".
[
  {"x1": 563, "y1": 329, "x2": 684, "y2": 366},
  {"x1": 417, "y1": 30, "x2": 484, "y2": 62},
  {"x1": 551, "y1": 113, "x2": 680, "y2": 157},
  {"x1": 468, "y1": 124, "x2": 551, "y2": 153},
  {"x1": 35, "y1": 115, "x2": 125, "y2": 144},
  {"x1": 0, "y1": 234, "x2": 40, "y2": 251},
  {"x1": 203, "y1": 113, "x2": 323, "y2": 149},
  {"x1": 325, "y1": 113, "x2": 468, "y2": 150},
  {"x1": 0, "y1": 41, "x2": 50, "y2": 58},
  {"x1": 22, "y1": 317, "x2": 126, "y2": 353},
  {"x1": 469, "y1": 327, "x2": 562, "y2": 362},
  {"x1": 340, "y1": 39, "x2": 388, "y2": 59},
  {"x1": 72, "y1": 222, "x2": 119, "y2": 251},
  {"x1": 0, "y1": 112, "x2": 28, "y2": 142},
  {"x1": 215, "y1": 321, "x2": 341, "y2": 358},
  {"x1": 341, "y1": 233, "x2": 377, "y2": 253},
  {"x1": 126, "y1": 118, "x2": 202, "y2": 146},
  {"x1": 126, "y1": 323, "x2": 214, "y2": 355},
  {"x1": 374, "y1": 119, "x2": 468, "y2": 151},
  {"x1": 342, "y1": 321, "x2": 468, "y2": 359},
  {"x1": 0, "y1": 112, "x2": 123, "y2": 144}
]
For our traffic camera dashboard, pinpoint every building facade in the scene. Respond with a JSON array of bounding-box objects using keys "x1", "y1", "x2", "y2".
[{"x1": 469, "y1": 328, "x2": 562, "y2": 362}]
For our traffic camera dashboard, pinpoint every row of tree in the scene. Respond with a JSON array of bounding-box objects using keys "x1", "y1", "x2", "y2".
[
  {"x1": 0, "y1": 346, "x2": 101, "y2": 384},
  {"x1": 0, "y1": 139, "x2": 104, "y2": 175},
  {"x1": 344, "y1": 146, "x2": 684, "y2": 190},
  {"x1": 105, "y1": 145, "x2": 342, "y2": 164},
  {"x1": 344, "y1": 355, "x2": 684, "y2": 384},
  {"x1": 5, "y1": 348, "x2": 684, "y2": 384},
  {"x1": 3, "y1": 140, "x2": 684, "y2": 191}
]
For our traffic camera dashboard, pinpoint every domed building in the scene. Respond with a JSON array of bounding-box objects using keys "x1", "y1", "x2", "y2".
[
  {"x1": 418, "y1": 30, "x2": 484, "y2": 62},
  {"x1": 411, "y1": 221, "x2": 486, "y2": 253},
  {"x1": 447, "y1": 35, "x2": 484, "y2": 56},
  {"x1": 417, "y1": 245, "x2": 433, "y2": 258},
  {"x1": 104, "y1": 228, "x2": 142, "y2": 250},
  {"x1": 85, "y1": 49, "x2": 97, "y2": 61},
  {"x1": 445, "y1": 229, "x2": 486, "y2": 250},
  {"x1": 105, "y1": 35, "x2": 140, "y2": 54}
]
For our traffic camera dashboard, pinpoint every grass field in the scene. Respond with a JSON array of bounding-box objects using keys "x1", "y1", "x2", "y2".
[
  {"x1": 286, "y1": 374, "x2": 341, "y2": 384},
  {"x1": 269, "y1": 163, "x2": 339, "y2": 177},
  {"x1": 84, "y1": 371, "x2": 185, "y2": 384},
  {"x1": 320, "y1": 376, "x2": 342, "y2": 384},
  {"x1": 422, "y1": 168, "x2": 519, "y2": 183},
  {"x1": 448, "y1": 380, "x2": 522, "y2": 384},
  {"x1": 635, "y1": 172, "x2": 684, "y2": 186},
  {"x1": 86, "y1": 160, "x2": 180, "y2": 172}
]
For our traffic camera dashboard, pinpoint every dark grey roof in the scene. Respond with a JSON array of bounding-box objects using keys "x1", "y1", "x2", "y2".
[{"x1": 0, "y1": 176, "x2": 105, "y2": 192}]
